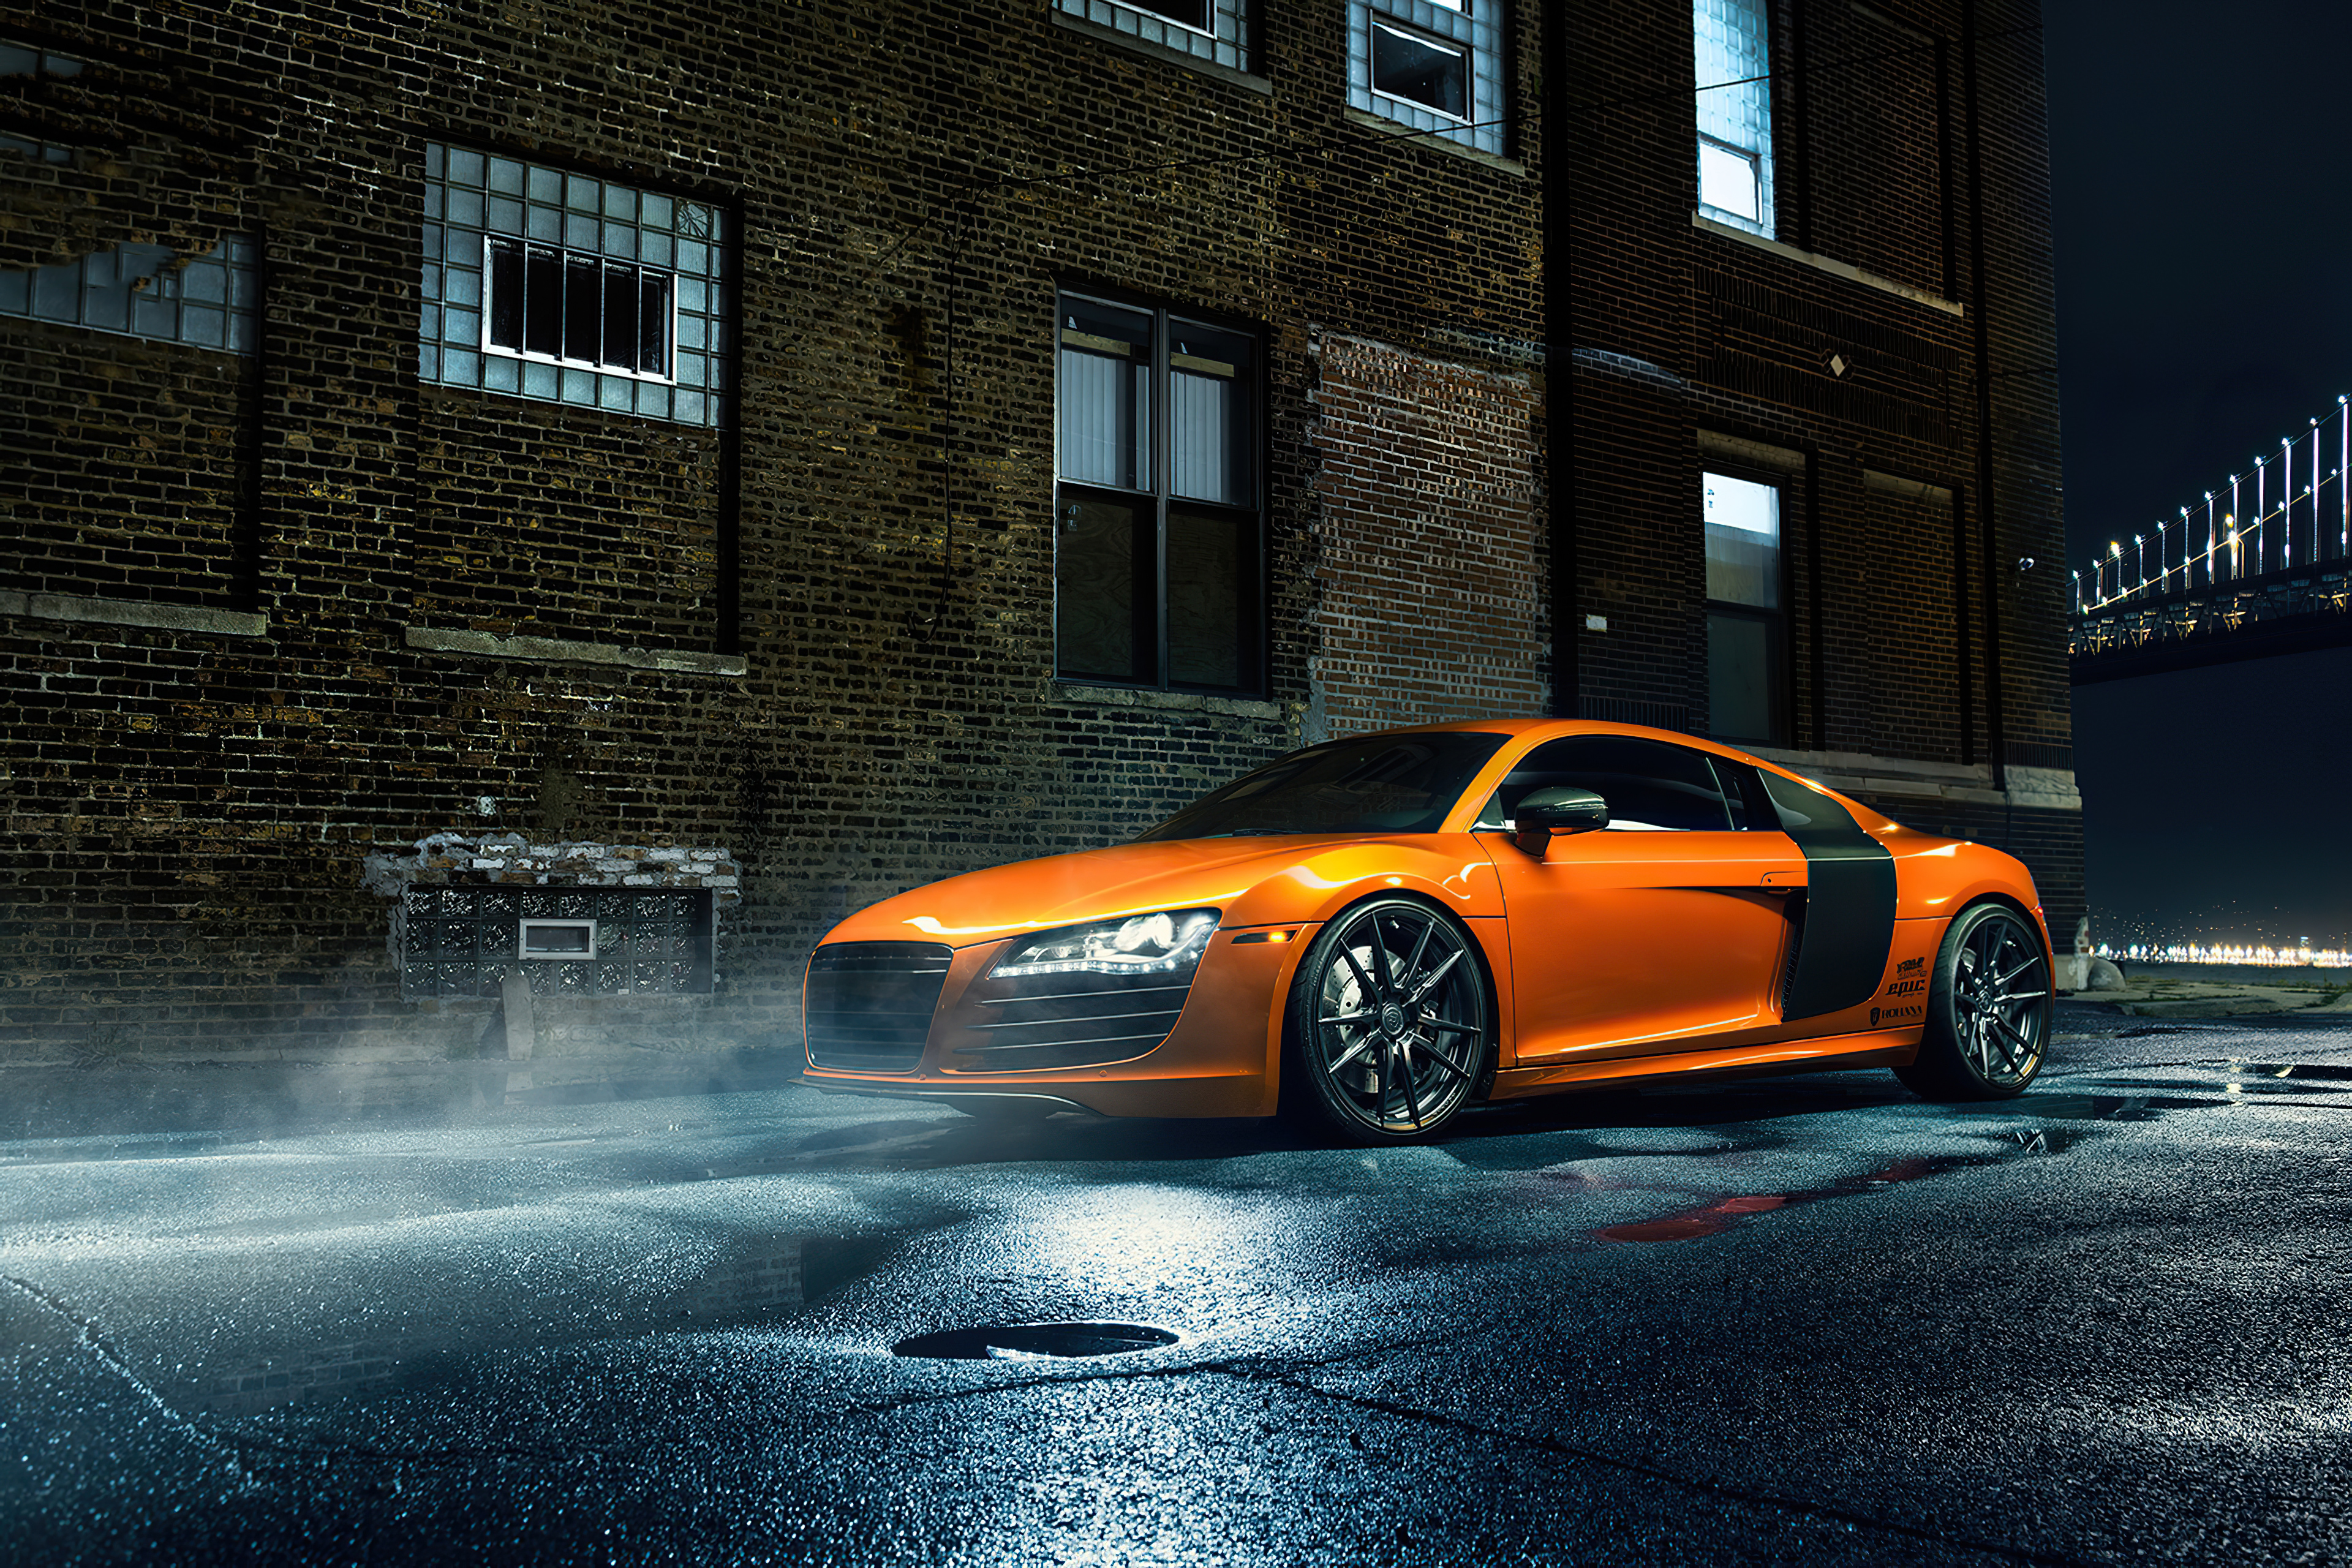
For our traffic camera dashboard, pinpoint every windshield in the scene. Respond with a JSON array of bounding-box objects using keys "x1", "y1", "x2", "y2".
[{"x1": 1136, "y1": 732, "x2": 1512, "y2": 840}]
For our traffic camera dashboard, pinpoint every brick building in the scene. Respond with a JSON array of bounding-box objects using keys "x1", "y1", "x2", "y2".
[{"x1": 1, "y1": 0, "x2": 2075, "y2": 1066}]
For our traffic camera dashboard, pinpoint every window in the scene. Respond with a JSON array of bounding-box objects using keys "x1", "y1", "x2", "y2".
[
  {"x1": 1140, "y1": 732, "x2": 1511, "y2": 840},
  {"x1": 1055, "y1": 290, "x2": 1262, "y2": 693},
  {"x1": 0, "y1": 236, "x2": 257, "y2": 352},
  {"x1": 485, "y1": 238, "x2": 671, "y2": 378},
  {"x1": 1695, "y1": 0, "x2": 1774, "y2": 236},
  {"x1": 1348, "y1": 1, "x2": 1505, "y2": 157},
  {"x1": 1485, "y1": 737, "x2": 1737, "y2": 832},
  {"x1": 1703, "y1": 470, "x2": 1789, "y2": 744},
  {"x1": 420, "y1": 144, "x2": 728, "y2": 427},
  {"x1": 1053, "y1": 0, "x2": 1251, "y2": 74}
]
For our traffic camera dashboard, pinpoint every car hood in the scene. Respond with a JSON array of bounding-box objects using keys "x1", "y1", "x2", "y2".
[{"x1": 821, "y1": 835, "x2": 1387, "y2": 949}]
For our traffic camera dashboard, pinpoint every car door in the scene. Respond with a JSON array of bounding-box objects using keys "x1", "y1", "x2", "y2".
[
  {"x1": 1720, "y1": 760, "x2": 1901, "y2": 1030},
  {"x1": 1476, "y1": 736, "x2": 1805, "y2": 1064}
]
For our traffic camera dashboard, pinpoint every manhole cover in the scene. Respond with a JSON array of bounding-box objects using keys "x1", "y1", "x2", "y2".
[{"x1": 891, "y1": 1321, "x2": 1180, "y2": 1360}]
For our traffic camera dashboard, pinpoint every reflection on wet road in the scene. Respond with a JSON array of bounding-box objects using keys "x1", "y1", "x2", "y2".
[{"x1": 4, "y1": 1015, "x2": 2351, "y2": 1564}]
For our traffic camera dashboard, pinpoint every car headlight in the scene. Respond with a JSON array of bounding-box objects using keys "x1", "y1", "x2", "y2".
[{"x1": 991, "y1": 910, "x2": 1221, "y2": 979}]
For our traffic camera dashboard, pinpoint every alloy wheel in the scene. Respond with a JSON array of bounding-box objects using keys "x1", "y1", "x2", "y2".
[{"x1": 1300, "y1": 900, "x2": 1488, "y2": 1139}]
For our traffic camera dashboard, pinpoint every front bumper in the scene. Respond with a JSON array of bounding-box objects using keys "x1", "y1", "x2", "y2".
[{"x1": 801, "y1": 925, "x2": 1314, "y2": 1118}]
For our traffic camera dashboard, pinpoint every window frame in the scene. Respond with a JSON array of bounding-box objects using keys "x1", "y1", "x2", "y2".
[
  {"x1": 1702, "y1": 464, "x2": 1793, "y2": 747},
  {"x1": 479, "y1": 233, "x2": 679, "y2": 386},
  {"x1": 1347, "y1": 0, "x2": 1506, "y2": 157},
  {"x1": 1052, "y1": 285, "x2": 1268, "y2": 698}
]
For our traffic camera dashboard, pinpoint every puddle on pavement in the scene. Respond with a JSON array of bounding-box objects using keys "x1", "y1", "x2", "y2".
[
  {"x1": 1596, "y1": 1154, "x2": 1999, "y2": 1244},
  {"x1": 2022, "y1": 1093, "x2": 2236, "y2": 1120},
  {"x1": 891, "y1": 1321, "x2": 1181, "y2": 1361},
  {"x1": 1587, "y1": 1076, "x2": 2280, "y2": 1245},
  {"x1": 2227, "y1": 1061, "x2": 2352, "y2": 1082}
]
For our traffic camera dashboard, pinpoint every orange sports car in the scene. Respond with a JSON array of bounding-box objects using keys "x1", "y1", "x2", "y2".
[{"x1": 800, "y1": 720, "x2": 2053, "y2": 1142}]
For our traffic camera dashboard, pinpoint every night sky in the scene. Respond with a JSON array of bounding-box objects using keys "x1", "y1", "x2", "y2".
[{"x1": 2043, "y1": 1, "x2": 2352, "y2": 949}]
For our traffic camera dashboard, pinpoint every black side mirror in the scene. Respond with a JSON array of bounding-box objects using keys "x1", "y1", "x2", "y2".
[{"x1": 1512, "y1": 786, "x2": 1608, "y2": 858}]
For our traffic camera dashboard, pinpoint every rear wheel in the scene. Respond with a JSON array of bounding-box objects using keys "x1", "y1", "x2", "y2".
[
  {"x1": 1898, "y1": 902, "x2": 2051, "y2": 1100},
  {"x1": 1286, "y1": 899, "x2": 1491, "y2": 1144}
]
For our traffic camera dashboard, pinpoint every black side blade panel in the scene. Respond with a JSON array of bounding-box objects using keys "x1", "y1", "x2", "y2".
[{"x1": 1760, "y1": 774, "x2": 1898, "y2": 1020}]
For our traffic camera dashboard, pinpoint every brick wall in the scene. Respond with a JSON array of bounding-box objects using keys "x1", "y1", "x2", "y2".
[
  {"x1": 0, "y1": 0, "x2": 2075, "y2": 1065},
  {"x1": 1561, "y1": 0, "x2": 2075, "y2": 916},
  {"x1": 412, "y1": 392, "x2": 723, "y2": 647},
  {"x1": 1308, "y1": 332, "x2": 1547, "y2": 737}
]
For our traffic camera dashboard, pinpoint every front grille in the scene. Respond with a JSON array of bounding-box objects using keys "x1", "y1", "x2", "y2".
[
  {"x1": 805, "y1": 943, "x2": 953, "y2": 1071},
  {"x1": 949, "y1": 973, "x2": 1194, "y2": 1072}
]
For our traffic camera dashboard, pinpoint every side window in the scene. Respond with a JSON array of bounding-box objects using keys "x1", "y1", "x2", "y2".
[
  {"x1": 1493, "y1": 736, "x2": 1734, "y2": 832},
  {"x1": 1755, "y1": 767, "x2": 1861, "y2": 834},
  {"x1": 1706, "y1": 756, "x2": 1787, "y2": 831}
]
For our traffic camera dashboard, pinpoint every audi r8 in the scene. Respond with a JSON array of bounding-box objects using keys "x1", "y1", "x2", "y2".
[{"x1": 800, "y1": 720, "x2": 2052, "y2": 1143}]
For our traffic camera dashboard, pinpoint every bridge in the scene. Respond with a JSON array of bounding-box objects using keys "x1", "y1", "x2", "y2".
[{"x1": 2069, "y1": 394, "x2": 2352, "y2": 682}]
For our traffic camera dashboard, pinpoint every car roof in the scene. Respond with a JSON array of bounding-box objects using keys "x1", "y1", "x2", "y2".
[{"x1": 1355, "y1": 717, "x2": 1898, "y2": 833}]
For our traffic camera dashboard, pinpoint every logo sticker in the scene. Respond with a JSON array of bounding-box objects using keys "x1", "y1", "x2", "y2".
[
  {"x1": 1896, "y1": 957, "x2": 1926, "y2": 978},
  {"x1": 1883, "y1": 978, "x2": 1928, "y2": 998}
]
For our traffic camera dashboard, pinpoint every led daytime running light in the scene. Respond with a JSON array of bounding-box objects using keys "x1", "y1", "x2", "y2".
[{"x1": 993, "y1": 910, "x2": 1221, "y2": 978}]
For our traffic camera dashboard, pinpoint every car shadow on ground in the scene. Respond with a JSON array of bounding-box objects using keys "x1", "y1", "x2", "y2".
[{"x1": 781, "y1": 1072, "x2": 1930, "y2": 1171}]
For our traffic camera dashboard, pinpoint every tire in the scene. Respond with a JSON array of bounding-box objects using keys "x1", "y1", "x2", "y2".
[
  {"x1": 1897, "y1": 901, "x2": 2052, "y2": 1101},
  {"x1": 1284, "y1": 898, "x2": 1491, "y2": 1144}
]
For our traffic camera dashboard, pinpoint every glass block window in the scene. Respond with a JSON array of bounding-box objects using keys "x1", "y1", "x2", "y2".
[
  {"x1": 1695, "y1": 0, "x2": 1775, "y2": 237},
  {"x1": 1052, "y1": 0, "x2": 1250, "y2": 74},
  {"x1": 1348, "y1": 1, "x2": 1505, "y2": 157},
  {"x1": 420, "y1": 143, "x2": 728, "y2": 428},
  {"x1": 0, "y1": 236, "x2": 258, "y2": 353},
  {"x1": 397, "y1": 886, "x2": 716, "y2": 999}
]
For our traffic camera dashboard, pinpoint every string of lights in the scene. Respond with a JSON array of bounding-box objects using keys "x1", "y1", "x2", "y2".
[{"x1": 2073, "y1": 391, "x2": 2352, "y2": 615}]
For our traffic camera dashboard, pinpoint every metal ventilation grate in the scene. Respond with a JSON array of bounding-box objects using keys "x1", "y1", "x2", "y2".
[{"x1": 804, "y1": 943, "x2": 953, "y2": 1071}]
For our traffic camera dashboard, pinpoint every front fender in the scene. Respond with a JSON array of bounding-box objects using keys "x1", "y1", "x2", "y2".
[{"x1": 1219, "y1": 839, "x2": 1504, "y2": 929}]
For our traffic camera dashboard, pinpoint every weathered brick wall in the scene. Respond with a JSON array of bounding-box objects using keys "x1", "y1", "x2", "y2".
[
  {"x1": 1561, "y1": 0, "x2": 2073, "y2": 911},
  {"x1": 1, "y1": 0, "x2": 2074, "y2": 1066},
  {"x1": 1, "y1": 41, "x2": 256, "y2": 609},
  {"x1": 1798, "y1": 0, "x2": 1953, "y2": 298},
  {"x1": 1, "y1": 0, "x2": 1548, "y2": 1063},
  {"x1": 1308, "y1": 332, "x2": 1547, "y2": 737},
  {"x1": 2, "y1": 322, "x2": 249, "y2": 605},
  {"x1": 412, "y1": 393, "x2": 722, "y2": 647}
]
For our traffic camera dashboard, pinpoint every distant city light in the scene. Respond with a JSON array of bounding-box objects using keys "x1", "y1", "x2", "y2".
[{"x1": 2096, "y1": 941, "x2": 2350, "y2": 968}]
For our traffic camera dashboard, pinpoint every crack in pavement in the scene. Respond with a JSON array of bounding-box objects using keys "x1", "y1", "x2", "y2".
[
  {"x1": 1231, "y1": 1362, "x2": 2089, "y2": 1567},
  {"x1": 3, "y1": 1273, "x2": 259, "y2": 1493}
]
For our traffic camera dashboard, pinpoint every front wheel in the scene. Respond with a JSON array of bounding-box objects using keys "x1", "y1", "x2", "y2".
[
  {"x1": 1286, "y1": 899, "x2": 1491, "y2": 1144},
  {"x1": 1898, "y1": 902, "x2": 2051, "y2": 1100}
]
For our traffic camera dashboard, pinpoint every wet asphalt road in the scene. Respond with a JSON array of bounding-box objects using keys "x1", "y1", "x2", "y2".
[{"x1": 4, "y1": 1009, "x2": 2349, "y2": 1566}]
